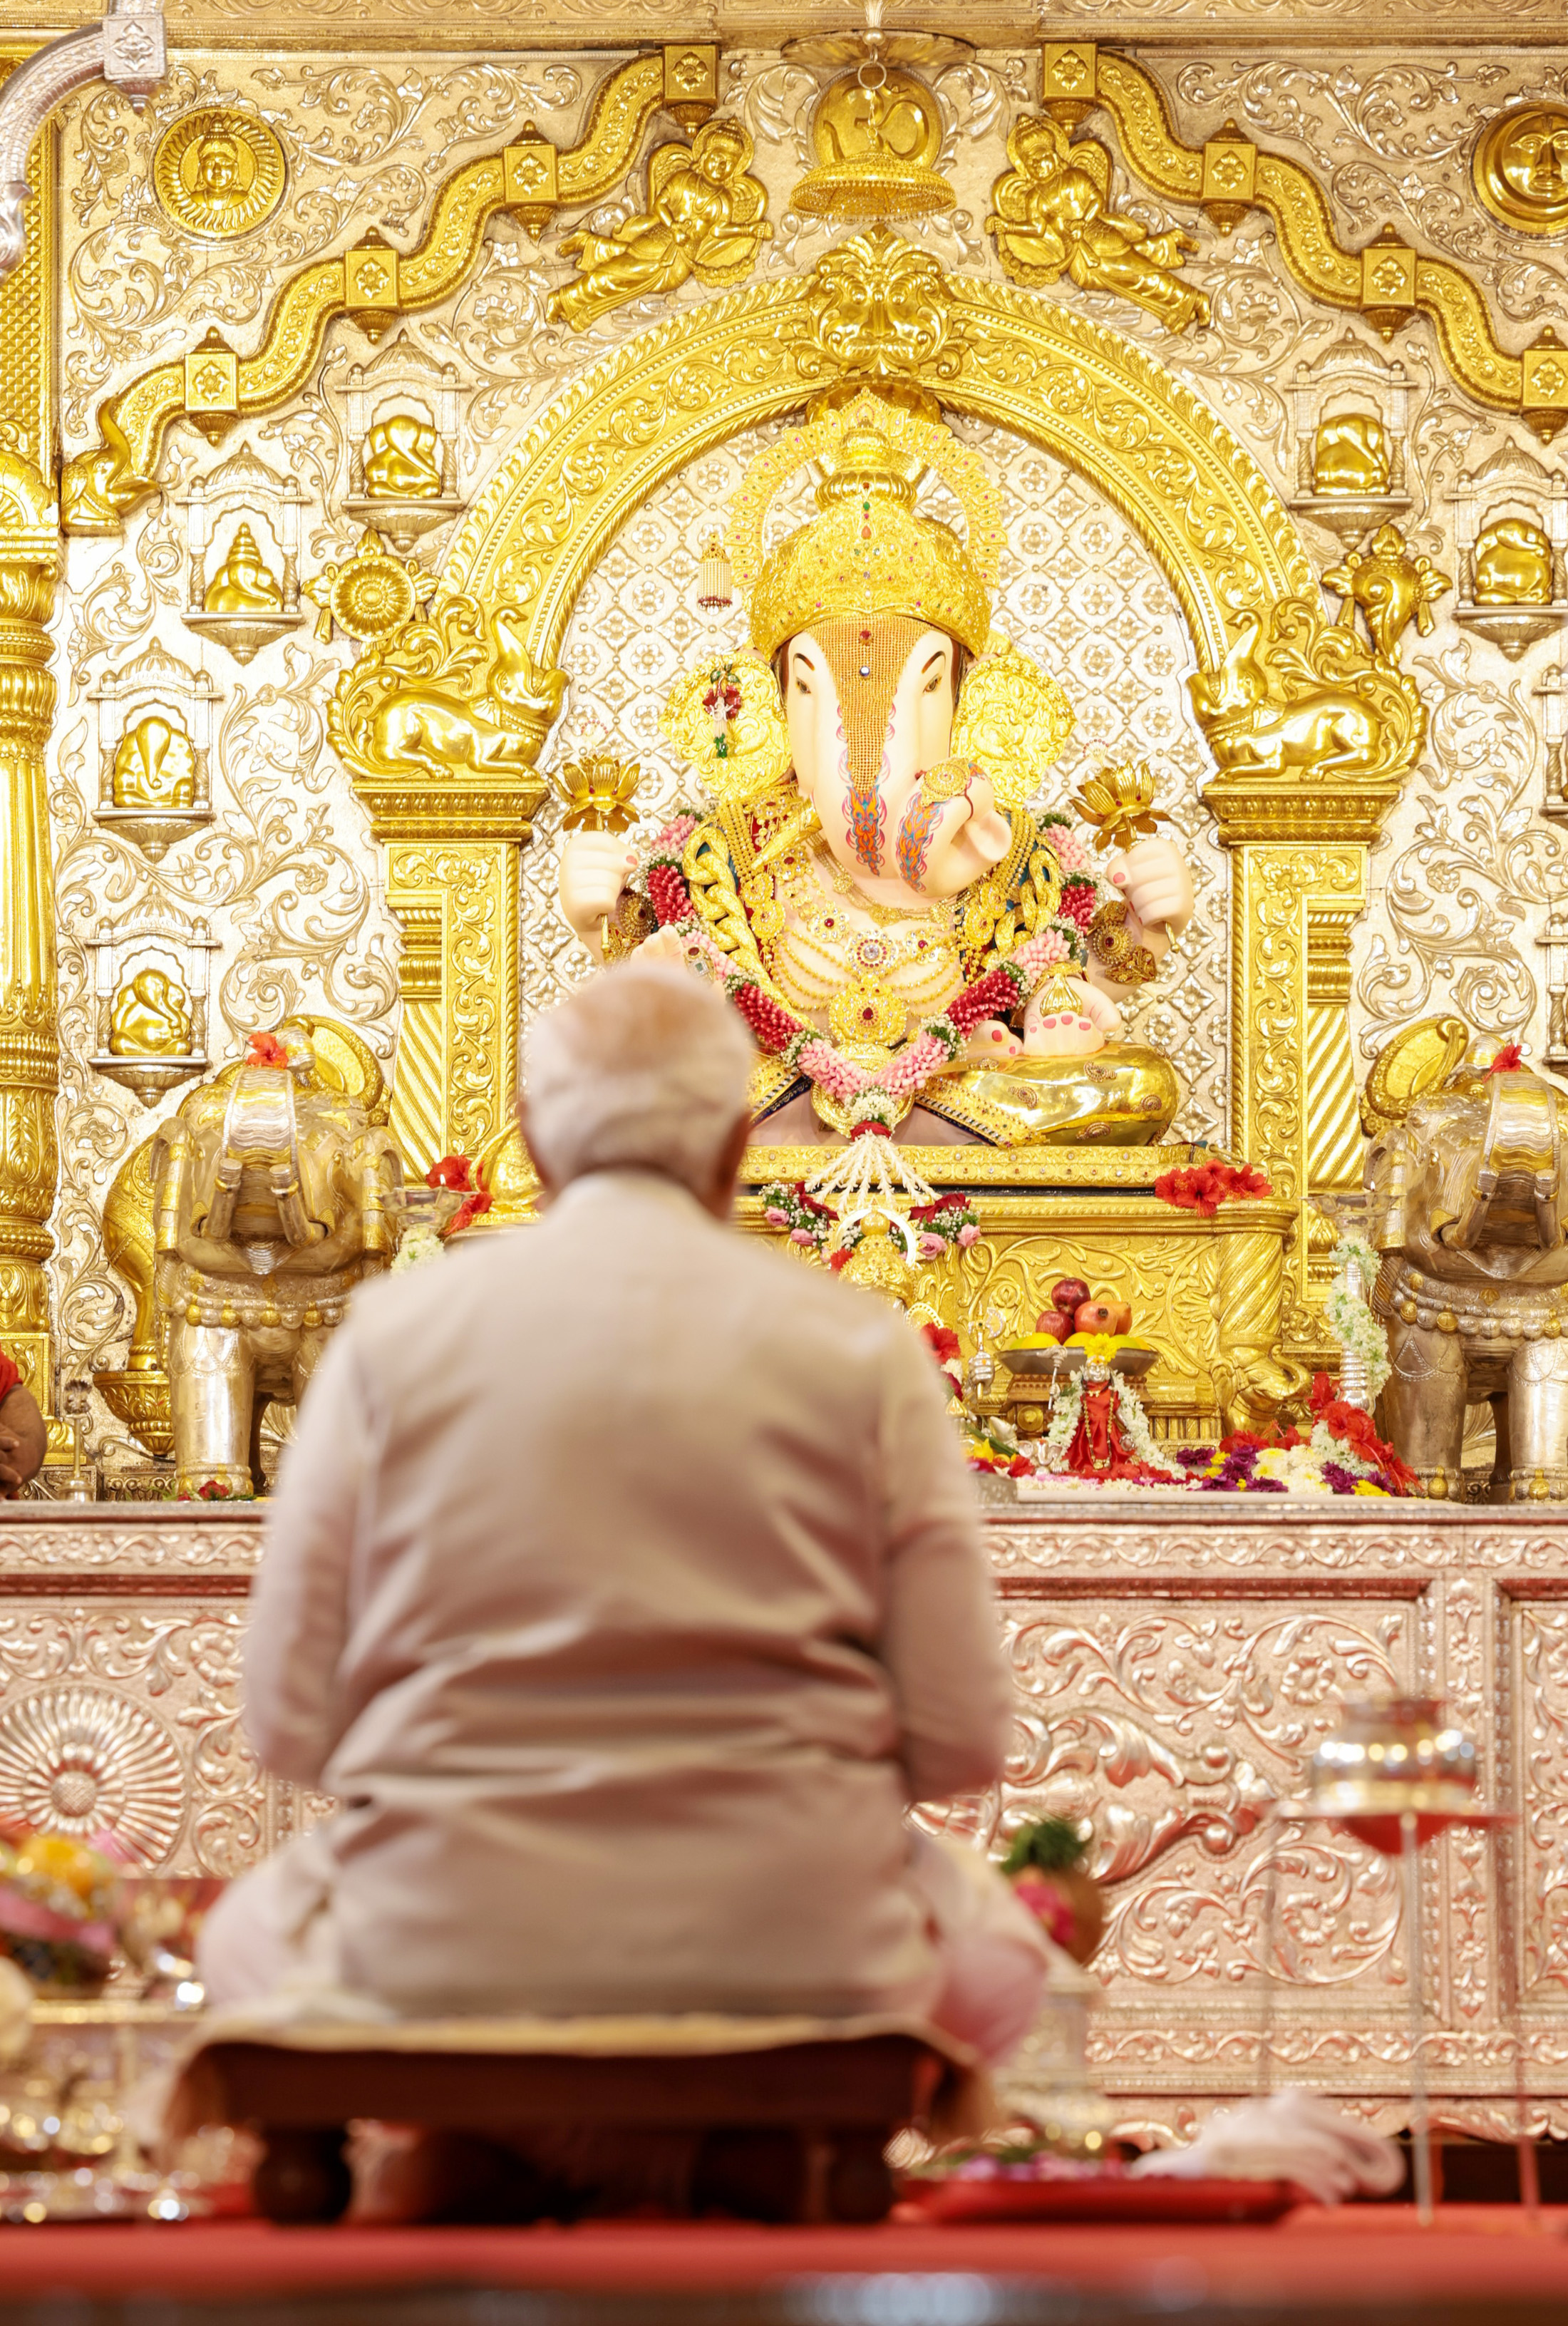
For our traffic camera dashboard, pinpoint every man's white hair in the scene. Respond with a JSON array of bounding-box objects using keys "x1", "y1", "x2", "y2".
[{"x1": 524, "y1": 959, "x2": 755, "y2": 1193}]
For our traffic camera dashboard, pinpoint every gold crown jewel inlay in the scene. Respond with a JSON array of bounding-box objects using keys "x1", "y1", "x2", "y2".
[
  {"x1": 728, "y1": 389, "x2": 1002, "y2": 663},
  {"x1": 152, "y1": 108, "x2": 287, "y2": 242}
]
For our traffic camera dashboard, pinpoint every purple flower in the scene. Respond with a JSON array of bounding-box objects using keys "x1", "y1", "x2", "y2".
[{"x1": 1321, "y1": 1461, "x2": 1358, "y2": 1495}]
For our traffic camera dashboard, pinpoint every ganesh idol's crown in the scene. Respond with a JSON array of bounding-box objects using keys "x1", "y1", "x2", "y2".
[{"x1": 726, "y1": 390, "x2": 1004, "y2": 662}]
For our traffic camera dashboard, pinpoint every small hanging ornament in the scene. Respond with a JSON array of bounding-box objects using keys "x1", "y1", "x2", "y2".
[{"x1": 696, "y1": 532, "x2": 733, "y2": 610}]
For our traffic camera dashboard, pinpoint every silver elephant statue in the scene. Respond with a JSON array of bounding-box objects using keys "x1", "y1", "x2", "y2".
[
  {"x1": 1368, "y1": 1064, "x2": 1568, "y2": 1500},
  {"x1": 151, "y1": 1018, "x2": 402, "y2": 1494}
]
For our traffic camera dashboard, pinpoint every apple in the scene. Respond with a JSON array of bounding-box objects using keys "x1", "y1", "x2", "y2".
[
  {"x1": 1074, "y1": 1298, "x2": 1119, "y2": 1336},
  {"x1": 1032, "y1": 1309, "x2": 1072, "y2": 1342},
  {"x1": 1051, "y1": 1276, "x2": 1090, "y2": 1317}
]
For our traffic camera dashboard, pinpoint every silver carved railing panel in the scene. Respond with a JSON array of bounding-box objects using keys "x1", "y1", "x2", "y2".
[{"x1": 4, "y1": 1498, "x2": 1568, "y2": 2139}]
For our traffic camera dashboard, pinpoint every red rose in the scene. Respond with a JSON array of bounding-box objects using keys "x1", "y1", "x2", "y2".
[{"x1": 247, "y1": 1031, "x2": 289, "y2": 1069}]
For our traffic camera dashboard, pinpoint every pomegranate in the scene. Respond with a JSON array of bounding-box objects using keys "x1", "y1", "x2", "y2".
[
  {"x1": 1032, "y1": 1309, "x2": 1072, "y2": 1342},
  {"x1": 1103, "y1": 1298, "x2": 1133, "y2": 1335},
  {"x1": 1074, "y1": 1298, "x2": 1119, "y2": 1336}
]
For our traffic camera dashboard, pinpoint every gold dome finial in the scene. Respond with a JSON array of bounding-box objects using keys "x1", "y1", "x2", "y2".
[{"x1": 727, "y1": 389, "x2": 1001, "y2": 661}]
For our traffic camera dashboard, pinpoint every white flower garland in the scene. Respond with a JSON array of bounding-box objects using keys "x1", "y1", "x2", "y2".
[
  {"x1": 1327, "y1": 1233, "x2": 1391, "y2": 1400},
  {"x1": 1038, "y1": 1371, "x2": 1085, "y2": 1471},
  {"x1": 391, "y1": 1225, "x2": 445, "y2": 1275}
]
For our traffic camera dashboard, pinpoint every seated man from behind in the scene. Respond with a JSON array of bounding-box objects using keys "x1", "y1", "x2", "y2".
[{"x1": 200, "y1": 961, "x2": 1047, "y2": 2143}]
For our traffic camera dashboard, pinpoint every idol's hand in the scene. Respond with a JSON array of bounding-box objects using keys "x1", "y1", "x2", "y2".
[
  {"x1": 1022, "y1": 977, "x2": 1120, "y2": 1058},
  {"x1": 1107, "y1": 836, "x2": 1194, "y2": 947},
  {"x1": 893, "y1": 764, "x2": 1010, "y2": 899},
  {"x1": 559, "y1": 831, "x2": 638, "y2": 953}
]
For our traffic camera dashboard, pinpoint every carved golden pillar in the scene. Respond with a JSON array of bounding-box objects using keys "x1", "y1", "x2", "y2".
[
  {"x1": 0, "y1": 93, "x2": 58, "y2": 1409},
  {"x1": 1208, "y1": 777, "x2": 1399, "y2": 1357},
  {"x1": 383, "y1": 845, "x2": 519, "y2": 1175}
]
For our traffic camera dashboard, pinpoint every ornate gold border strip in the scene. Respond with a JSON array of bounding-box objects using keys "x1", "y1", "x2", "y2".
[
  {"x1": 1062, "y1": 46, "x2": 1563, "y2": 438},
  {"x1": 59, "y1": 43, "x2": 718, "y2": 533}
]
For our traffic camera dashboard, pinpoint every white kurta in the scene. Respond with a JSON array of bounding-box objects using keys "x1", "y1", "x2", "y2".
[{"x1": 239, "y1": 1169, "x2": 1014, "y2": 2021}]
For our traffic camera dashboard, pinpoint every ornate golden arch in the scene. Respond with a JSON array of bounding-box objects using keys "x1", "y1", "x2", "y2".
[
  {"x1": 442, "y1": 262, "x2": 1316, "y2": 669},
  {"x1": 358, "y1": 238, "x2": 1409, "y2": 1376}
]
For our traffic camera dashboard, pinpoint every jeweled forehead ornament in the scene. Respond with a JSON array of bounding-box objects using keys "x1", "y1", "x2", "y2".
[{"x1": 726, "y1": 389, "x2": 1004, "y2": 663}]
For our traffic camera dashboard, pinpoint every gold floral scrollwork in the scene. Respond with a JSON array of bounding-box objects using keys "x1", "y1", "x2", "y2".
[
  {"x1": 60, "y1": 49, "x2": 701, "y2": 537},
  {"x1": 986, "y1": 115, "x2": 1209, "y2": 335},
  {"x1": 1324, "y1": 526, "x2": 1451, "y2": 666},
  {"x1": 793, "y1": 225, "x2": 961, "y2": 384},
  {"x1": 1187, "y1": 599, "x2": 1424, "y2": 795},
  {"x1": 329, "y1": 591, "x2": 563, "y2": 842},
  {"x1": 548, "y1": 118, "x2": 771, "y2": 333}
]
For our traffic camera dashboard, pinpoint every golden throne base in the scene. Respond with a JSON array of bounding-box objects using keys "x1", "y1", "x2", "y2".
[{"x1": 737, "y1": 1143, "x2": 1294, "y2": 1442}]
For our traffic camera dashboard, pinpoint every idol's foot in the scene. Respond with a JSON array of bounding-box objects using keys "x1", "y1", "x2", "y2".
[{"x1": 923, "y1": 1043, "x2": 1182, "y2": 1147}]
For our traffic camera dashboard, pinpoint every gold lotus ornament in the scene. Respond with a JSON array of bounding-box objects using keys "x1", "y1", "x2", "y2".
[
  {"x1": 306, "y1": 532, "x2": 438, "y2": 645},
  {"x1": 551, "y1": 754, "x2": 641, "y2": 835},
  {"x1": 1071, "y1": 760, "x2": 1171, "y2": 855}
]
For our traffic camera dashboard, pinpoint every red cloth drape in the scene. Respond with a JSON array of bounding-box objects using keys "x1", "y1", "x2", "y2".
[{"x1": 0, "y1": 1349, "x2": 18, "y2": 1404}]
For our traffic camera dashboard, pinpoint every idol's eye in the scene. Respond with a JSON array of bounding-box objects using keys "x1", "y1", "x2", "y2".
[
  {"x1": 794, "y1": 675, "x2": 812, "y2": 696},
  {"x1": 922, "y1": 672, "x2": 944, "y2": 695}
]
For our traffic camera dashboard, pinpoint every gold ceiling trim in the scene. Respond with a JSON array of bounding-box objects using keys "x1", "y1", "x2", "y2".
[
  {"x1": 445, "y1": 256, "x2": 1315, "y2": 672},
  {"x1": 1074, "y1": 46, "x2": 1564, "y2": 438},
  {"x1": 59, "y1": 43, "x2": 718, "y2": 534},
  {"x1": 12, "y1": 7, "x2": 1567, "y2": 48}
]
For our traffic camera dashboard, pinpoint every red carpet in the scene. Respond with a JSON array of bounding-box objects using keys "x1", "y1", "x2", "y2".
[{"x1": 0, "y1": 2208, "x2": 1566, "y2": 2304}]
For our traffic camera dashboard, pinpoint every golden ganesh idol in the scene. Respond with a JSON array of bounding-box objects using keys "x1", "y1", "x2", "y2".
[{"x1": 557, "y1": 392, "x2": 1195, "y2": 1148}]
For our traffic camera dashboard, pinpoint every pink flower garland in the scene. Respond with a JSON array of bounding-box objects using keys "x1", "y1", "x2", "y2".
[{"x1": 643, "y1": 839, "x2": 1073, "y2": 1133}]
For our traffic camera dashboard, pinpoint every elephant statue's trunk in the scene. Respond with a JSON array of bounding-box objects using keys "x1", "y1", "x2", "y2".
[{"x1": 1440, "y1": 1072, "x2": 1564, "y2": 1255}]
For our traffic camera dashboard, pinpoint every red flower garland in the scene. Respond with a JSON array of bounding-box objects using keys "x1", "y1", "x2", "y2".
[{"x1": 1155, "y1": 1160, "x2": 1272, "y2": 1215}]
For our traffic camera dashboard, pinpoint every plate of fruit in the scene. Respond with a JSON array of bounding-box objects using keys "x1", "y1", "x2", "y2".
[{"x1": 999, "y1": 1278, "x2": 1155, "y2": 1376}]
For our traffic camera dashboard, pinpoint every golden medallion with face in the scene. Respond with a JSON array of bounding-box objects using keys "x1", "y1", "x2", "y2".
[
  {"x1": 1474, "y1": 104, "x2": 1568, "y2": 237},
  {"x1": 153, "y1": 110, "x2": 287, "y2": 242}
]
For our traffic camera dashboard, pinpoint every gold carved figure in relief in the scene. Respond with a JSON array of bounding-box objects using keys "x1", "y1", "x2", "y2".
[
  {"x1": 306, "y1": 531, "x2": 439, "y2": 647},
  {"x1": 1474, "y1": 104, "x2": 1568, "y2": 238},
  {"x1": 363, "y1": 414, "x2": 443, "y2": 500},
  {"x1": 1187, "y1": 599, "x2": 1423, "y2": 786},
  {"x1": 112, "y1": 715, "x2": 197, "y2": 811},
  {"x1": 329, "y1": 591, "x2": 566, "y2": 790},
  {"x1": 792, "y1": 63, "x2": 956, "y2": 223},
  {"x1": 986, "y1": 115, "x2": 1209, "y2": 334},
  {"x1": 548, "y1": 118, "x2": 770, "y2": 333},
  {"x1": 151, "y1": 110, "x2": 287, "y2": 242},
  {"x1": 151, "y1": 1019, "x2": 401, "y2": 1493},
  {"x1": 109, "y1": 970, "x2": 193, "y2": 1059},
  {"x1": 558, "y1": 392, "x2": 1195, "y2": 1149},
  {"x1": 1474, "y1": 516, "x2": 1554, "y2": 605},
  {"x1": 1324, "y1": 525, "x2": 1451, "y2": 664},
  {"x1": 1311, "y1": 414, "x2": 1390, "y2": 497},
  {"x1": 798, "y1": 225, "x2": 959, "y2": 384},
  {"x1": 204, "y1": 523, "x2": 283, "y2": 614}
]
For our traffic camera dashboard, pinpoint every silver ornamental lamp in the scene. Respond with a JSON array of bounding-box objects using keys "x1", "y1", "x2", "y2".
[{"x1": 1261, "y1": 1696, "x2": 1527, "y2": 2227}]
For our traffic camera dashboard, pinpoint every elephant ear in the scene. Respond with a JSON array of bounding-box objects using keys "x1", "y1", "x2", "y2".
[
  {"x1": 276, "y1": 1014, "x2": 389, "y2": 1127},
  {"x1": 1361, "y1": 1015, "x2": 1470, "y2": 1140},
  {"x1": 661, "y1": 647, "x2": 790, "y2": 806},
  {"x1": 951, "y1": 630, "x2": 1076, "y2": 812}
]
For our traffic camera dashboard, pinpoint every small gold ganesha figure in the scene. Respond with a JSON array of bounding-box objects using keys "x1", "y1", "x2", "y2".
[
  {"x1": 205, "y1": 523, "x2": 283, "y2": 613},
  {"x1": 1311, "y1": 413, "x2": 1390, "y2": 496},
  {"x1": 112, "y1": 714, "x2": 197, "y2": 810},
  {"x1": 363, "y1": 413, "x2": 443, "y2": 500},
  {"x1": 1474, "y1": 516, "x2": 1554, "y2": 606},
  {"x1": 110, "y1": 968, "x2": 192, "y2": 1058},
  {"x1": 558, "y1": 391, "x2": 1196, "y2": 1148}
]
